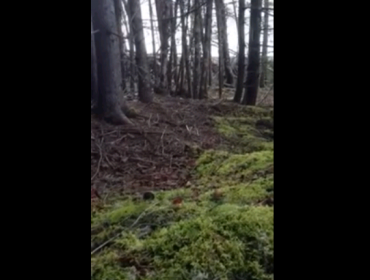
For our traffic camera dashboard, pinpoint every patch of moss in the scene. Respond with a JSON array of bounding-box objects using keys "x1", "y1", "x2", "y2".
[
  {"x1": 196, "y1": 150, "x2": 273, "y2": 183},
  {"x1": 211, "y1": 106, "x2": 273, "y2": 154},
  {"x1": 91, "y1": 105, "x2": 274, "y2": 280}
]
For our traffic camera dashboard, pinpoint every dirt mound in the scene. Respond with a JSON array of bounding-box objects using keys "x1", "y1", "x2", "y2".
[{"x1": 91, "y1": 96, "x2": 228, "y2": 197}]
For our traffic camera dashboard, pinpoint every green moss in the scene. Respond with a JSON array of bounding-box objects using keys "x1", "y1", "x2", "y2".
[
  {"x1": 91, "y1": 251, "x2": 133, "y2": 280},
  {"x1": 91, "y1": 105, "x2": 274, "y2": 280},
  {"x1": 211, "y1": 107, "x2": 273, "y2": 154},
  {"x1": 141, "y1": 205, "x2": 273, "y2": 280}
]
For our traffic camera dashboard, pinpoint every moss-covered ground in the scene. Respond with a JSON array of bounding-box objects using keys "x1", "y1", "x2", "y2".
[{"x1": 91, "y1": 105, "x2": 274, "y2": 280}]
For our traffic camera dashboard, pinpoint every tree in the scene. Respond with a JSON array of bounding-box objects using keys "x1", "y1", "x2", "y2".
[
  {"x1": 91, "y1": 0, "x2": 132, "y2": 124},
  {"x1": 215, "y1": 0, "x2": 224, "y2": 98},
  {"x1": 200, "y1": 0, "x2": 213, "y2": 99},
  {"x1": 155, "y1": 0, "x2": 171, "y2": 95},
  {"x1": 260, "y1": 0, "x2": 269, "y2": 88},
  {"x1": 242, "y1": 0, "x2": 262, "y2": 105},
  {"x1": 168, "y1": 0, "x2": 179, "y2": 92},
  {"x1": 127, "y1": 0, "x2": 153, "y2": 103},
  {"x1": 192, "y1": 0, "x2": 201, "y2": 99},
  {"x1": 91, "y1": 16, "x2": 99, "y2": 108},
  {"x1": 179, "y1": 0, "x2": 192, "y2": 97},
  {"x1": 122, "y1": 0, "x2": 136, "y2": 93},
  {"x1": 215, "y1": 0, "x2": 234, "y2": 87},
  {"x1": 113, "y1": 0, "x2": 126, "y2": 91},
  {"x1": 233, "y1": 0, "x2": 245, "y2": 103},
  {"x1": 148, "y1": 0, "x2": 158, "y2": 86}
]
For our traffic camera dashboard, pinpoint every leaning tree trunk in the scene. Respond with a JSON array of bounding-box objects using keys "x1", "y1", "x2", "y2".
[
  {"x1": 215, "y1": 0, "x2": 234, "y2": 87},
  {"x1": 91, "y1": 0, "x2": 132, "y2": 124},
  {"x1": 91, "y1": 16, "x2": 99, "y2": 109},
  {"x1": 192, "y1": 0, "x2": 201, "y2": 99},
  {"x1": 242, "y1": 0, "x2": 262, "y2": 105},
  {"x1": 113, "y1": 0, "x2": 126, "y2": 91},
  {"x1": 260, "y1": 0, "x2": 269, "y2": 88},
  {"x1": 200, "y1": 0, "x2": 212, "y2": 99},
  {"x1": 234, "y1": 0, "x2": 245, "y2": 103},
  {"x1": 155, "y1": 0, "x2": 171, "y2": 95},
  {"x1": 127, "y1": 0, "x2": 153, "y2": 103}
]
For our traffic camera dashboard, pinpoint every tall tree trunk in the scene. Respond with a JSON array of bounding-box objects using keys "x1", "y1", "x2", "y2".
[
  {"x1": 187, "y1": 0, "x2": 194, "y2": 86},
  {"x1": 122, "y1": 0, "x2": 135, "y2": 93},
  {"x1": 208, "y1": 36, "x2": 212, "y2": 86},
  {"x1": 177, "y1": 52, "x2": 185, "y2": 93},
  {"x1": 233, "y1": 0, "x2": 245, "y2": 103},
  {"x1": 91, "y1": 16, "x2": 99, "y2": 108},
  {"x1": 260, "y1": 0, "x2": 269, "y2": 88},
  {"x1": 91, "y1": 0, "x2": 131, "y2": 124},
  {"x1": 168, "y1": 0, "x2": 178, "y2": 92},
  {"x1": 113, "y1": 0, "x2": 126, "y2": 91},
  {"x1": 155, "y1": 0, "x2": 171, "y2": 95},
  {"x1": 242, "y1": 0, "x2": 262, "y2": 105},
  {"x1": 148, "y1": 0, "x2": 158, "y2": 87},
  {"x1": 200, "y1": 0, "x2": 212, "y2": 99},
  {"x1": 127, "y1": 0, "x2": 153, "y2": 103},
  {"x1": 215, "y1": 0, "x2": 234, "y2": 86},
  {"x1": 192, "y1": 1, "x2": 201, "y2": 99},
  {"x1": 180, "y1": 0, "x2": 192, "y2": 98},
  {"x1": 215, "y1": 0, "x2": 224, "y2": 98}
]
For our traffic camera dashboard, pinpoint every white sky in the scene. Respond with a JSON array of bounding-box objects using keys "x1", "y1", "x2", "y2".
[{"x1": 123, "y1": 1, "x2": 273, "y2": 58}]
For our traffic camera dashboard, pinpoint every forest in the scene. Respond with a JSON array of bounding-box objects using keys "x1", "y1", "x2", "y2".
[{"x1": 91, "y1": 0, "x2": 274, "y2": 279}]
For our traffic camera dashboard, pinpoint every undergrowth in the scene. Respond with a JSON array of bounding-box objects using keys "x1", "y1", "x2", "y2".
[{"x1": 91, "y1": 105, "x2": 274, "y2": 280}]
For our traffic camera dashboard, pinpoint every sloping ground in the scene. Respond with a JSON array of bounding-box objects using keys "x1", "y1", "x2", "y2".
[
  {"x1": 91, "y1": 97, "x2": 273, "y2": 280},
  {"x1": 91, "y1": 96, "x2": 224, "y2": 197}
]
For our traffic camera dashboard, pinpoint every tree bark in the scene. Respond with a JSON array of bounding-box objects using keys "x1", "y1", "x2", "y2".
[
  {"x1": 155, "y1": 0, "x2": 171, "y2": 95},
  {"x1": 200, "y1": 0, "x2": 212, "y2": 99},
  {"x1": 260, "y1": 0, "x2": 269, "y2": 88},
  {"x1": 179, "y1": 0, "x2": 192, "y2": 98},
  {"x1": 192, "y1": 1, "x2": 201, "y2": 99},
  {"x1": 91, "y1": 0, "x2": 132, "y2": 124},
  {"x1": 168, "y1": 0, "x2": 178, "y2": 92},
  {"x1": 215, "y1": 0, "x2": 224, "y2": 98},
  {"x1": 178, "y1": 52, "x2": 185, "y2": 92},
  {"x1": 122, "y1": 0, "x2": 136, "y2": 93},
  {"x1": 127, "y1": 0, "x2": 153, "y2": 103},
  {"x1": 91, "y1": 16, "x2": 99, "y2": 108},
  {"x1": 242, "y1": 0, "x2": 262, "y2": 105},
  {"x1": 148, "y1": 0, "x2": 158, "y2": 86},
  {"x1": 113, "y1": 0, "x2": 126, "y2": 91},
  {"x1": 215, "y1": 0, "x2": 234, "y2": 86},
  {"x1": 233, "y1": 0, "x2": 245, "y2": 103},
  {"x1": 208, "y1": 32, "x2": 212, "y2": 87}
]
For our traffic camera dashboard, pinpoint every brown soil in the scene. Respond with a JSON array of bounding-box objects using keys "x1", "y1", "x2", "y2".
[{"x1": 91, "y1": 96, "x2": 232, "y2": 198}]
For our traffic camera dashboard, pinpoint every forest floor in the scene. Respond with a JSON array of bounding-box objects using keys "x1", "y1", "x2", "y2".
[{"x1": 91, "y1": 92, "x2": 274, "y2": 280}]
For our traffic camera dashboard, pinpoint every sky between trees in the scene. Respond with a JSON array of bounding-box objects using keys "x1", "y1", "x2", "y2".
[{"x1": 122, "y1": 0, "x2": 274, "y2": 57}]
